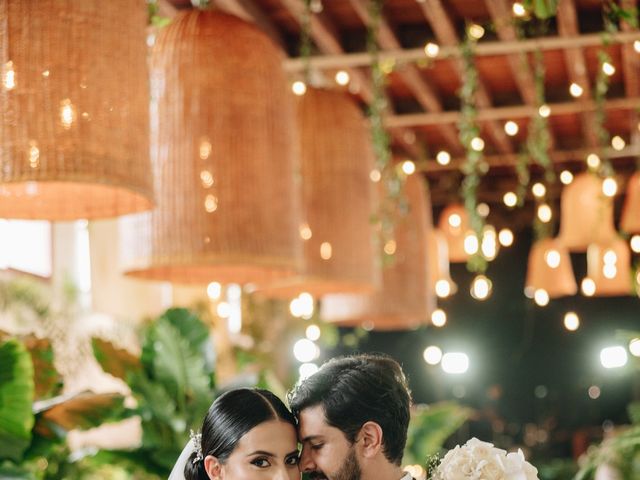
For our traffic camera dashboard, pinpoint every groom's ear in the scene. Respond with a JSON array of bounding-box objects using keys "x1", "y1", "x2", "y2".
[
  {"x1": 204, "y1": 455, "x2": 222, "y2": 479},
  {"x1": 358, "y1": 421, "x2": 384, "y2": 459}
]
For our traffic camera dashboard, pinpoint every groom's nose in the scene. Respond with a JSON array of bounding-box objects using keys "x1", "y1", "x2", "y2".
[{"x1": 298, "y1": 445, "x2": 316, "y2": 472}]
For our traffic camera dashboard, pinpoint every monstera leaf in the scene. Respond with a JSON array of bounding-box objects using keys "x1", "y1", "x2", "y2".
[
  {"x1": 403, "y1": 402, "x2": 471, "y2": 466},
  {"x1": 22, "y1": 335, "x2": 62, "y2": 400},
  {"x1": 33, "y1": 391, "x2": 126, "y2": 438},
  {"x1": 0, "y1": 339, "x2": 35, "y2": 462},
  {"x1": 92, "y1": 337, "x2": 141, "y2": 381}
]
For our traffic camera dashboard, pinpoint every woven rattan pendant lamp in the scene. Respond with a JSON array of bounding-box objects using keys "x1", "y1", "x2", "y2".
[
  {"x1": 320, "y1": 174, "x2": 434, "y2": 331},
  {"x1": 0, "y1": 0, "x2": 153, "y2": 219},
  {"x1": 437, "y1": 203, "x2": 470, "y2": 263},
  {"x1": 525, "y1": 238, "x2": 577, "y2": 298},
  {"x1": 585, "y1": 238, "x2": 633, "y2": 296},
  {"x1": 255, "y1": 87, "x2": 379, "y2": 298},
  {"x1": 123, "y1": 9, "x2": 301, "y2": 285},
  {"x1": 559, "y1": 173, "x2": 617, "y2": 252},
  {"x1": 621, "y1": 171, "x2": 640, "y2": 234}
]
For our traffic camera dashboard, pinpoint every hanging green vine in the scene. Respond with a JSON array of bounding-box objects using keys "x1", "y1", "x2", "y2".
[
  {"x1": 458, "y1": 29, "x2": 487, "y2": 273},
  {"x1": 367, "y1": 0, "x2": 406, "y2": 265},
  {"x1": 300, "y1": 0, "x2": 313, "y2": 82}
]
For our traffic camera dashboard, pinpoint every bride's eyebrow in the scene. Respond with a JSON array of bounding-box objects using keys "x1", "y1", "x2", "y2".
[
  {"x1": 246, "y1": 450, "x2": 275, "y2": 457},
  {"x1": 286, "y1": 450, "x2": 299, "y2": 457}
]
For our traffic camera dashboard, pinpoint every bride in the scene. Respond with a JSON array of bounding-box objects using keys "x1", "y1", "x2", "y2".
[{"x1": 169, "y1": 388, "x2": 300, "y2": 480}]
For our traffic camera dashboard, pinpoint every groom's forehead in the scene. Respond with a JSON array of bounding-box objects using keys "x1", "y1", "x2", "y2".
[{"x1": 297, "y1": 404, "x2": 330, "y2": 437}]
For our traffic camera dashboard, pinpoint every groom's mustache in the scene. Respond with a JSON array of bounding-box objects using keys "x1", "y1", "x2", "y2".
[{"x1": 307, "y1": 472, "x2": 329, "y2": 480}]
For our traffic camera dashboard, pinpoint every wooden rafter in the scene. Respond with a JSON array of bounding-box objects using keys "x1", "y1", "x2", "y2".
[
  {"x1": 556, "y1": 0, "x2": 599, "y2": 148},
  {"x1": 283, "y1": 31, "x2": 640, "y2": 71},
  {"x1": 277, "y1": 0, "x2": 421, "y2": 158},
  {"x1": 346, "y1": 0, "x2": 462, "y2": 153},
  {"x1": 418, "y1": 0, "x2": 514, "y2": 155},
  {"x1": 386, "y1": 96, "x2": 640, "y2": 127},
  {"x1": 215, "y1": 0, "x2": 285, "y2": 47},
  {"x1": 419, "y1": 144, "x2": 640, "y2": 174}
]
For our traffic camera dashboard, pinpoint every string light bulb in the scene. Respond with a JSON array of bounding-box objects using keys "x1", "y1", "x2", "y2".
[
  {"x1": 470, "y1": 275, "x2": 492, "y2": 300},
  {"x1": 564, "y1": 312, "x2": 580, "y2": 331},
  {"x1": 538, "y1": 104, "x2": 551, "y2": 118},
  {"x1": 560, "y1": 170, "x2": 573, "y2": 185},
  {"x1": 586, "y1": 153, "x2": 601, "y2": 169},
  {"x1": 512, "y1": 2, "x2": 526, "y2": 17},
  {"x1": 602, "y1": 62, "x2": 615, "y2": 76},
  {"x1": 569, "y1": 83, "x2": 583, "y2": 98},
  {"x1": 436, "y1": 150, "x2": 451, "y2": 165},
  {"x1": 537, "y1": 204, "x2": 552, "y2": 223},
  {"x1": 424, "y1": 42, "x2": 439, "y2": 58},
  {"x1": 335, "y1": 70, "x2": 350, "y2": 86},
  {"x1": 431, "y1": 309, "x2": 447, "y2": 327},
  {"x1": 532, "y1": 182, "x2": 546, "y2": 198},
  {"x1": 581, "y1": 278, "x2": 596, "y2": 296},
  {"x1": 292, "y1": 81, "x2": 307, "y2": 96},
  {"x1": 498, "y1": 228, "x2": 514, "y2": 247},
  {"x1": 468, "y1": 24, "x2": 485, "y2": 40},
  {"x1": 401, "y1": 160, "x2": 416, "y2": 175},
  {"x1": 602, "y1": 177, "x2": 617, "y2": 197},
  {"x1": 611, "y1": 135, "x2": 625, "y2": 151},
  {"x1": 503, "y1": 191, "x2": 517, "y2": 208},
  {"x1": 471, "y1": 137, "x2": 485, "y2": 151}
]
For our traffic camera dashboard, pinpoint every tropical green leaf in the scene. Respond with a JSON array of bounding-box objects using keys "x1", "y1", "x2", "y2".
[
  {"x1": 0, "y1": 339, "x2": 35, "y2": 462},
  {"x1": 159, "y1": 308, "x2": 210, "y2": 352},
  {"x1": 21, "y1": 336, "x2": 61, "y2": 400},
  {"x1": 32, "y1": 391, "x2": 125, "y2": 438},
  {"x1": 92, "y1": 337, "x2": 141, "y2": 381},
  {"x1": 404, "y1": 402, "x2": 471, "y2": 466}
]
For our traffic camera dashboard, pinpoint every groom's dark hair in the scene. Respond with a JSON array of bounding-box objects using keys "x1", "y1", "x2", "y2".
[{"x1": 288, "y1": 353, "x2": 411, "y2": 466}]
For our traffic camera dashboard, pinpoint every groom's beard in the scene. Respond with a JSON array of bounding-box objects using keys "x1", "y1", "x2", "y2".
[{"x1": 309, "y1": 446, "x2": 361, "y2": 480}]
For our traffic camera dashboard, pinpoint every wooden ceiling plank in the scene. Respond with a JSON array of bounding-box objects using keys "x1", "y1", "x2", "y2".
[
  {"x1": 386, "y1": 95, "x2": 640, "y2": 127},
  {"x1": 418, "y1": 0, "x2": 515, "y2": 154},
  {"x1": 283, "y1": 31, "x2": 640, "y2": 71},
  {"x1": 419, "y1": 144, "x2": 640, "y2": 173},
  {"x1": 347, "y1": 0, "x2": 462, "y2": 152},
  {"x1": 556, "y1": 0, "x2": 599, "y2": 148},
  {"x1": 278, "y1": 0, "x2": 420, "y2": 158}
]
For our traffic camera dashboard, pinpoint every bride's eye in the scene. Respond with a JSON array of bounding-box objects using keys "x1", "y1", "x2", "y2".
[{"x1": 251, "y1": 457, "x2": 271, "y2": 468}]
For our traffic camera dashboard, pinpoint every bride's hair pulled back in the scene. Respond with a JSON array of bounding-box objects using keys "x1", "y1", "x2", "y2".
[{"x1": 184, "y1": 388, "x2": 296, "y2": 480}]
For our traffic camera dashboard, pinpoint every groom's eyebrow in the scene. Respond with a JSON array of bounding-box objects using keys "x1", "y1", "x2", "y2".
[{"x1": 300, "y1": 435, "x2": 322, "y2": 443}]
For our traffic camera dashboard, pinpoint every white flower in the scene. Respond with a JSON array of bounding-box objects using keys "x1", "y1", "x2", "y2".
[{"x1": 433, "y1": 438, "x2": 539, "y2": 480}]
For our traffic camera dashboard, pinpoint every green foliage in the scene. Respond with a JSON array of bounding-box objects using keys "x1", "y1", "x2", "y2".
[
  {"x1": 403, "y1": 402, "x2": 471, "y2": 467},
  {"x1": 0, "y1": 339, "x2": 35, "y2": 462},
  {"x1": 93, "y1": 308, "x2": 216, "y2": 475},
  {"x1": 523, "y1": 0, "x2": 559, "y2": 19},
  {"x1": 458, "y1": 32, "x2": 488, "y2": 273},
  {"x1": 575, "y1": 422, "x2": 640, "y2": 480},
  {"x1": 537, "y1": 458, "x2": 578, "y2": 480}
]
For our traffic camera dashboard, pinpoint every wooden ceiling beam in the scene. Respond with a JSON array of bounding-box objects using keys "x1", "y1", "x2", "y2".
[
  {"x1": 283, "y1": 31, "x2": 640, "y2": 71},
  {"x1": 277, "y1": 0, "x2": 421, "y2": 158},
  {"x1": 556, "y1": 0, "x2": 599, "y2": 148},
  {"x1": 419, "y1": 144, "x2": 640, "y2": 173},
  {"x1": 485, "y1": 0, "x2": 558, "y2": 151},
  {"x1": 418, "y1": 0, "x2": 515, "y2": 155},
  {"x1": 620, "y1": 0, "x2": 640, "y2": 157},
  {"x1": 485, "y1": 0, "x2": 536, "y2": 105},
  {"x1": 347, "y1": 0, "x2": 462, "y2": 153},
  {"x1": 386, "y1": 95, "x2": 640, "y2": 127}
]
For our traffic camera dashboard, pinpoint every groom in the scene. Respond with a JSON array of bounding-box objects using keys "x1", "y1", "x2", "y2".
[{"x1": 288, "y1": 354, "x2": 413, "y2": 480}]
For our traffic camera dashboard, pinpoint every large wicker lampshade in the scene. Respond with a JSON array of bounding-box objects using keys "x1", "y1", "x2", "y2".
[
  {"x1": 525, "y1": 238, "x2": 577, "y2": 298},
  {"x1": 256, "y1": 88, "x2": 378, "y2": 297},
  {"x1": 320, "y1": 175, "x2": 434, "y2": 331},
  {"x1": 621, "y1": 171, "x2": 640, "y2": 234},
  {"x1": 559, "y1": 173, "x2": 617, "y2": 252},
  {"x1": 437, "y1": 204, "x2": 470, "y2": 263},
  {"x1": 123, "y1": 10, "x2": 301, "y2": 285},
  {"x1": 0, "y1": 0, "x2": 153, "y2": 219},
  {"x1": 585, "y1": 237, "x2": 633, "y2": 296}
]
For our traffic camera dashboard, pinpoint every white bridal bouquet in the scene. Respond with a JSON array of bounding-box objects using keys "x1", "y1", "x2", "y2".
[{"x1": 431, "y1": 438, "x2": 540, "y2": 480}]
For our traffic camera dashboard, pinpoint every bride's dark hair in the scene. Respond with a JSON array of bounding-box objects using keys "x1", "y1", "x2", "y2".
[{"x1": 184, "y1": 388, "x2": 297, "y2": 480}]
